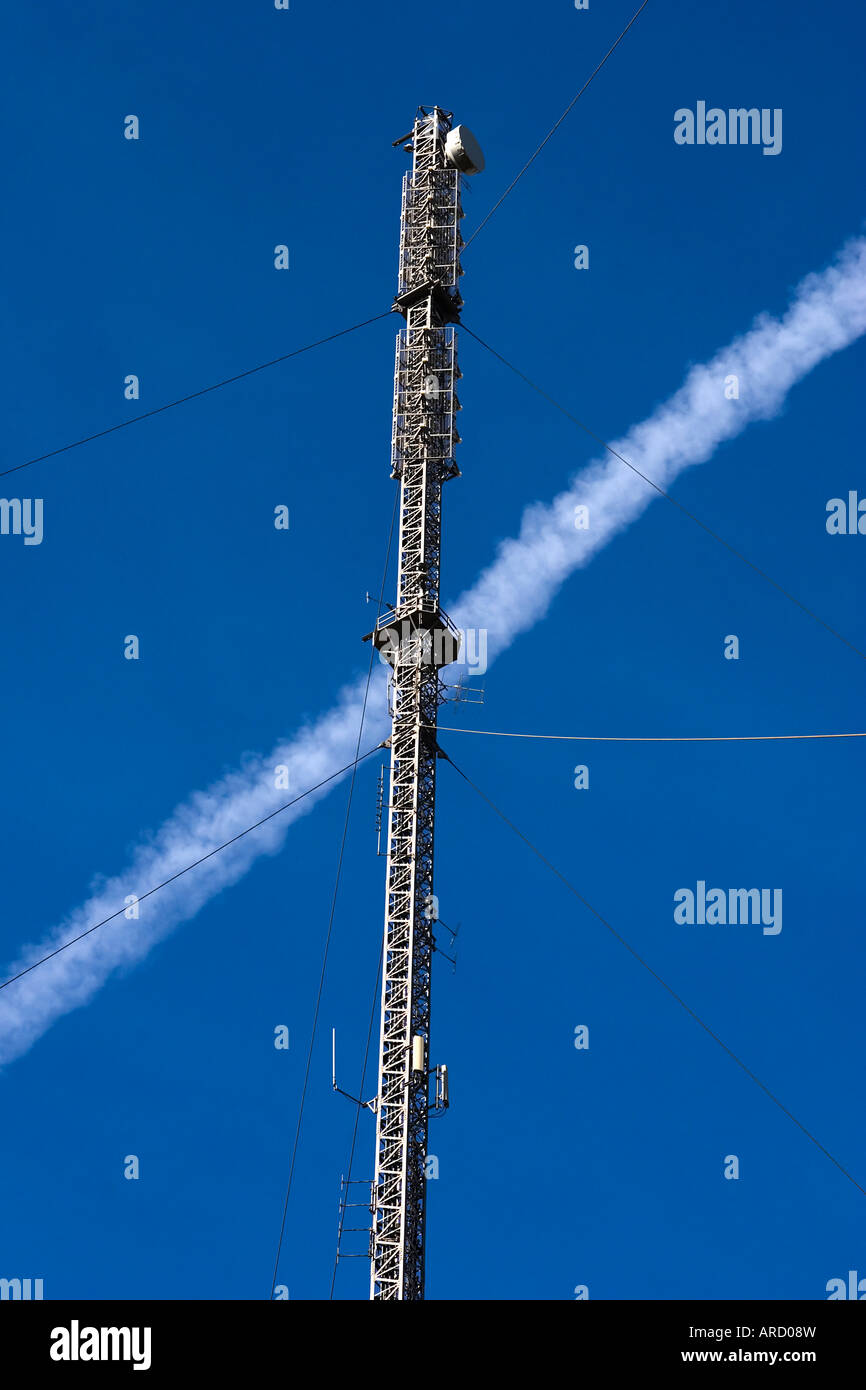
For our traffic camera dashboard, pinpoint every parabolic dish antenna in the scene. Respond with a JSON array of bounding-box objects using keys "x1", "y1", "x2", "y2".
[{"x1": 445, "y1": 125, "x2": 485, "y2": 175}]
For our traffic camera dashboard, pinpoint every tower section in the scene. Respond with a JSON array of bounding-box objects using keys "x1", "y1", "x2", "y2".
[{"x1": 367, "y1": 105, "x2": 482, "y2": 1301}]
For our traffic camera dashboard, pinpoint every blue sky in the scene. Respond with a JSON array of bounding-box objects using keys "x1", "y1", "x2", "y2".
[{"x1": 1, "y1": 0, "x2": 864, "y2": 1300}]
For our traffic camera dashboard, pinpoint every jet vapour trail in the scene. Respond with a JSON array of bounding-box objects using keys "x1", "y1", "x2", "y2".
[
  {"x1": 449, "y1": 235, "x2": 866, "y2": 655},
  {"x1": 1, "y1": 235, "x2": 865, "y2": 1066},
  {"x1": 0, "y1": 680, "x2": 390, "y2": 1065}
]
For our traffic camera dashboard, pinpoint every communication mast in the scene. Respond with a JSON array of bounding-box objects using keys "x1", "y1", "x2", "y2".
[{"x1": 363, "y1": 106, "x2": 484, "y2": 1300}]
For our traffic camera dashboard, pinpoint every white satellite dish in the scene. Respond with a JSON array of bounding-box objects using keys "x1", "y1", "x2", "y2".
[{"x1": 445, "y1": 125, "x2": 485, "y2": 175}]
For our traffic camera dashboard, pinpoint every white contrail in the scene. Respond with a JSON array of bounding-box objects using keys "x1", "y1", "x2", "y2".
[
  {"x1": 2, "y1": 236, "x2": 865, "y2": 1066},
  {"x1": 0, "y1": 679, "x2": 389, "y2": 1064},
  {"x1": 449, "y1": 234, "x2": 866, "y2": 653}
]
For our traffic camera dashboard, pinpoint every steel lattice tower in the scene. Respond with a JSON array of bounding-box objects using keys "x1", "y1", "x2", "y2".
[{"x1": 365, "y1": 106, "x2": 483, "y2": 1301}]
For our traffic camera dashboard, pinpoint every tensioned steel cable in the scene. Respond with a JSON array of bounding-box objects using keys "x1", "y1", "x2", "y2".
[
  {"x1": 433, "y1": 726, "x2": 866, "y2": 743},
  {"x1": 463, "y1": 0, "x2": 652, "y2": 251},
  {"x1": 442, "y1": 749, "x2": 866, "y2": 1201},
  {"x1": 269, "y1": 490, "x2": 399, "y2": 1300},
  {"x1": 0, "y1": 311, "x2": 392, "y2": 480},
  {"x1": 461, "y1": 324, "x2": 866, "y2": 665},
  {"x1": 0, "y1": 745, "x2": 384, "y2": 993}
]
